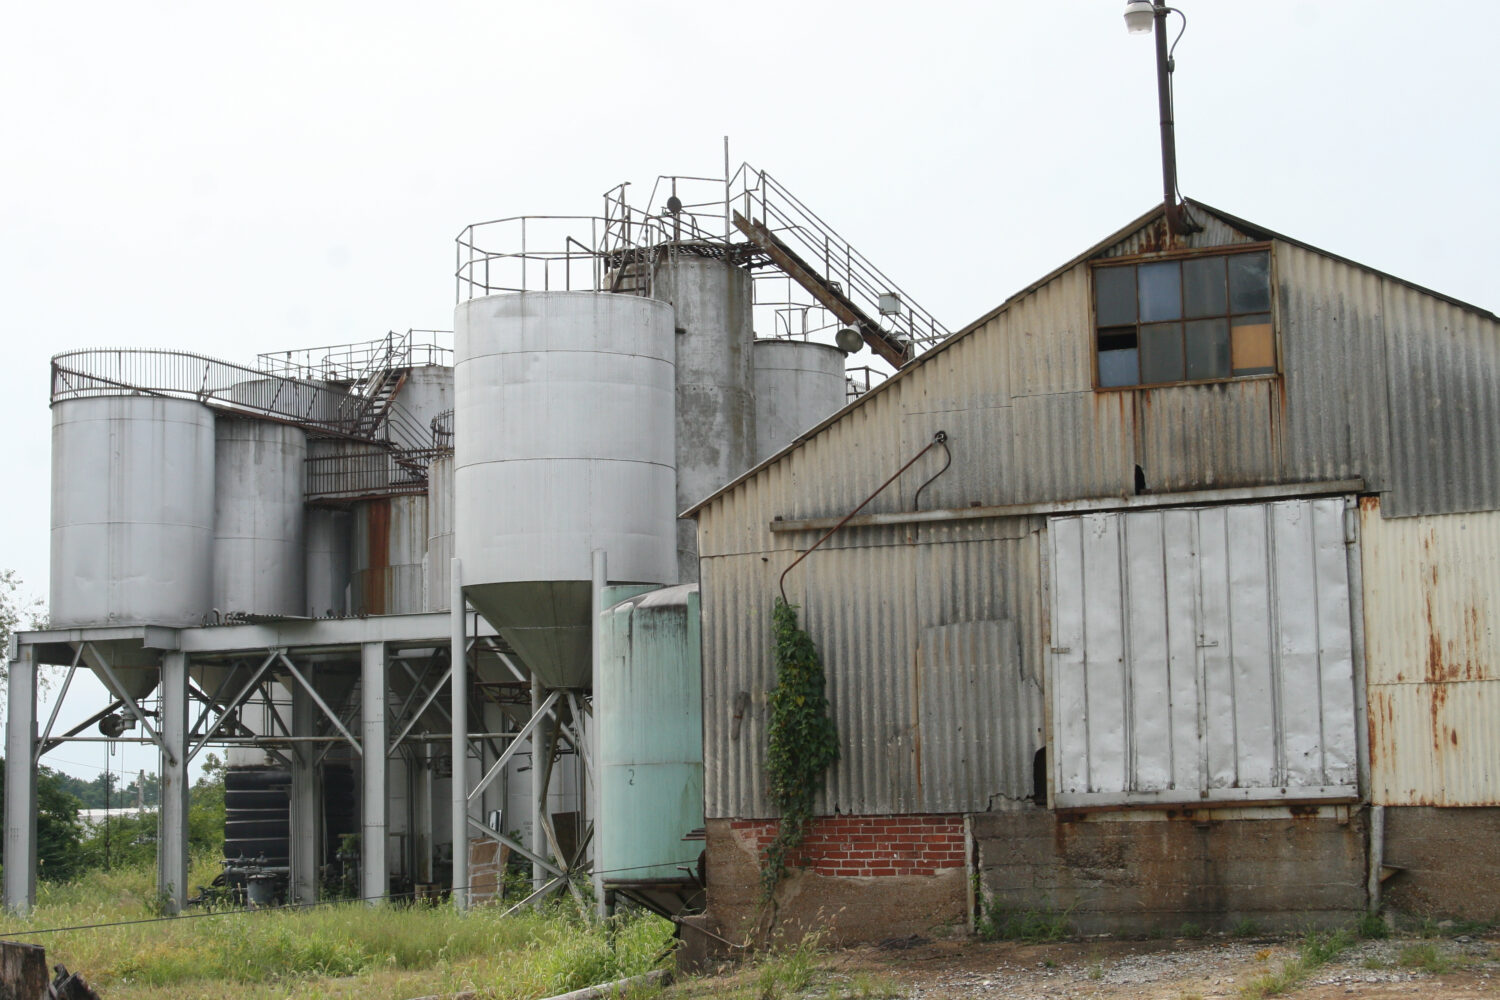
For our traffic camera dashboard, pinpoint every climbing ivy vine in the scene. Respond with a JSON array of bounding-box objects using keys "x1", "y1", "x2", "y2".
[{"x1": 761, "y1": 598, "x2": 840, "y2": 900}]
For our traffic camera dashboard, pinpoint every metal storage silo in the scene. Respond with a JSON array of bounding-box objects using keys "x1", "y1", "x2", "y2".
[
  {"x1": 596, "y1": 584, "x2": 703, "y2": 879},
  {"x1": 454, "y1": 291, "x2": 677, "y2": 689},
  {"x1": 423, "y1": 452, "x2": 454, "y2": 613},
  {"x1": 752, "y1": 339, "x2": 848, "y2": 463},
  {"x1": 389, "y1": 366, "x2": 454, "y2": 432},
  {"x1": 50, "y1": 395, "x2": 216, "y2": 629},
  {"x1": 350, "y1": 496, "x2": 428, "y2": 615},
  {"x1": 212, "y1": 417, "x2": 307, "y2": 616},
  {"x1": 305, "y1": 508, "x2": 351, "y2": 617},
  {"x1": 652, "y1": 254, "x2": 755, "y2": 583}
]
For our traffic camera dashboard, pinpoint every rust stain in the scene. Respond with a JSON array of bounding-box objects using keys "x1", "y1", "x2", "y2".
[
  {"x1": 1359, "y1": 495, "x2": 1380, "y2": 513},
  {"x1": 364, "y1": 498, "x2": 390, "y2": 615}
]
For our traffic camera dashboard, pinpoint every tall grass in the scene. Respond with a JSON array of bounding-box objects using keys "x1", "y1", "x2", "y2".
[{"x1": 4, "y1": 857, "x2": 673, "y2": 1000}]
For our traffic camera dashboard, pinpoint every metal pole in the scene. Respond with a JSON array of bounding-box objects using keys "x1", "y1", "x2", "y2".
[
  {"x1": 591, "y1": 549, "x2": 607, "y2": 919},
  {"x1": 4, "y1": 643, "x2": 37, "y2": 914},
  {"x1": 530, "y1": 677, "x2": 545, "y2": 894},
  {"x1": 289, "y1": 677, "x2": 320, "y2": 904},
  {"x1": 157, "y1": 651, "x2": 189, "y2": 914},
  {"x1": 450, "y1": 556, "x2": 469, "y2": 911},
  {"x1": 361, "y1": 641, "x2": 387, "y2": 904},
  {"x1": 1153, "y1": 0, "x2": 1184, "y2": 236}
]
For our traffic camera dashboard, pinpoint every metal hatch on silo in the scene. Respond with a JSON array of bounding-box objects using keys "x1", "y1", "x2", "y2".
[
  {"x1": 453, "y1": 291, "x2": 678, "y2": 689},
  {"x1": 596, "y1": 584, "x2": 703, "y2": 883}
]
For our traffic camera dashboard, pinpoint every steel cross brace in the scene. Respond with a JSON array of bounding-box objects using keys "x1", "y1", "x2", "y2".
[{"x1": 81, "y1": 642, "x2": 173, "y2": 766}]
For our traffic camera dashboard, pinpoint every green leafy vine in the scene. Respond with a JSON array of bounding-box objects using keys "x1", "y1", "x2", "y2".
[{"x1": 761, "y1": 598, "x2": 840, "y2": 901}]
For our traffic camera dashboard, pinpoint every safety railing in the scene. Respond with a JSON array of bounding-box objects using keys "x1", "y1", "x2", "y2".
[
  {"x1": 431, "y1": 409, "x2": 454, "y2": 451},
  {"x1": 456, "y1": 215, "x2": 675, "y2": 301},
  {"x1": 304, "y1": 442, "x2": 440, "y2": 501},
  {"x1": 257, "y1": 330, "x2": 453, "y2": 382},
  {"x1": 51, "y1": 348, "x2": 357, "y2": 434}
]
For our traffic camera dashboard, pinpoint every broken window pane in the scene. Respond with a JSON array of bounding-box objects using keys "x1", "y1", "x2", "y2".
[
  {"x1": 1185, "y1": 318, "x2": 1231, "y2": 380},
  {"x1": 1098, "y1": 327, "x2": 1139, "y2": 387},
  {"x1": 1140, "y1": 322, "x2": 1184, "y2": 383},
  {"x1": 1138, "y1": 262, "x2": 1182, "y2": 322},
  {"x1": 1182, "y1": 256, "x2": 1227, "y2": 319},
  {"x1": 1095, "y1": 265, "x2": 1137, "y2": 327},
  {"x1": 1229, "y1": 251, "x2": 1271, "y2": 313}
]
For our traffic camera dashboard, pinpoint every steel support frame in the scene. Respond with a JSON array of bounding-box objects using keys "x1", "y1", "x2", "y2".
[
  {"x1": 4, "y1": 643, "x2": 38, "y2": 913},
  {"x1": 361, "y1": 641, "x2": 387, "y2": 903},
  {"x1": 157, "y1": 651, "x2": 190, "y2": 914}
]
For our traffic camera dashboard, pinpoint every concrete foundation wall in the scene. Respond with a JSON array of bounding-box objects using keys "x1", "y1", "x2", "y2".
[
  {"x1": 1380, "y1": 806, "x2": 1500, "y2": 921},
  {"x1": 703, "y1": 816, "x2": 968, "y2": 945},
  {"x1": 972, "y1": 807, "x2": 1367, "y2": 935}
]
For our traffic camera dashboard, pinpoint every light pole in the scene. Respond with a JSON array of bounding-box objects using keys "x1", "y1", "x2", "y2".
[{"x1": 1124, "y1": 0, "x2": 1201, "y2": 236}]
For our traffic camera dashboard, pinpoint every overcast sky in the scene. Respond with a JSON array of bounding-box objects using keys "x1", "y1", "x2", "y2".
[{"x1": 3, "y1": 0, "x2": 1497, "y2": 779}]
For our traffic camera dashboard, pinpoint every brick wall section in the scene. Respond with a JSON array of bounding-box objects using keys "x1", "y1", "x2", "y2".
[{"x1": 729, "y1": 814, "x2": 965, "y2": 877}]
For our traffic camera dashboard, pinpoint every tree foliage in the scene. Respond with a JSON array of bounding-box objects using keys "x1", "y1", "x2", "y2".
[
  {"x1": 761, "y1": 598, "x2": 840, "y2": 900},
  {"x1": 0, "y1": 762, "x2": 85, "y2": 881},
  {"x1": 0, "y1": 568, "x2": 47, "y2": 685}
]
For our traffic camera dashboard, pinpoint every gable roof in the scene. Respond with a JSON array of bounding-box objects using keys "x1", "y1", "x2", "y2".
[{"x1": 683, "y1": 199, "x2": 1499, "y2": 517}]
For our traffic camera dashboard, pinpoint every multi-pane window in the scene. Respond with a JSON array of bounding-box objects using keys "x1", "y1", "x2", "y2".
[{"x1": 1094, "y1": 248, "x2": 1275, "y2": 388}]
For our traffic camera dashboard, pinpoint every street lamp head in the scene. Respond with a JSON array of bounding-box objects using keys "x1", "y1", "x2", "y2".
[{"x1": 1124, "y1": 0, "x2": 1156, "y2": 33}]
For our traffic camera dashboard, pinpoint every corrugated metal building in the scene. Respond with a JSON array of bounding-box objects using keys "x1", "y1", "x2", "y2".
[{"x1": 686, "y1": 202, "x2": 1500, "y2": 941}]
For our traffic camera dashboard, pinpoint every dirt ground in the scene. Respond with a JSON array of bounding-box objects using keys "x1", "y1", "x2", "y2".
[{"x1": 694, "y1": 931, "x2": 1500, "y2": 1000}]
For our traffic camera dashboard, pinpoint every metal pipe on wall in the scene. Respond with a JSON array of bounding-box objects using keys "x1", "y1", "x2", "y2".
[
  {"x1": 450, "y1": 557, "x2": 468, "y2": 911},
  {"x1": 590, "y1": 549, "x2": 607, "y2": 919}
]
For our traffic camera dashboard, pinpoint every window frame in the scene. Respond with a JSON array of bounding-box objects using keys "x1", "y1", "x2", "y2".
[{"x1": 1090, "y1": 242, "x2": 1279, "y2": 392}]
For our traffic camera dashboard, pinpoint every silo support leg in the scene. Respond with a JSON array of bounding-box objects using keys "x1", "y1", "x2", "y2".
[
  {"x1": 157, "y1": 651, "x2": 189, "y2": 915},
  {"x1": 290, "y1": 681, "x2": 320, "y2": 904},
  {"x1": 4, "y1": 644, "x2": 37, "y2": 914},
  {"x1": 361, "y1": 642, "x2": 387, "y2": 904}
]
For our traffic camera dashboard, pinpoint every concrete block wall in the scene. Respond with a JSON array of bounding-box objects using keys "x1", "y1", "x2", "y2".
[
  {"x1": 1380, "y1": 807, "x2": 1500, "y2": 921},
  {"x1": 972, "y1": 807, "x2": 1367, "y2": 935}
]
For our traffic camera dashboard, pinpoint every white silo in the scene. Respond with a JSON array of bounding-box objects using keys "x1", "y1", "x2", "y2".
[
  {"x1": 423, "y1": 452, "x2": 454, "y2": 613},
  {"x1": 752, "y1": 339, "x2": 848, "y2": 463},
  {"x1": 305, "y1": 508, "x2": 351, "y2": 617},
  {"x1": 453, "y1": 291, "x2": 677, "y2": 689},
  {"x1": 50, "y1": 395, "x2": 216, "y2": 629},
  {"x1": 350, "y1": 495, "x2": 428, "y2": 615},
  {"x1": 652, "y1": 253, "x2": 755, "y2": 583},
  {"x1": 212, "y1": 417, "x2": 307, "y2": 617}
]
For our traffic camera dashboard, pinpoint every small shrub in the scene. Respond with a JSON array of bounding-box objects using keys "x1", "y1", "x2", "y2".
[
  {"x1": 1179, "y1": 921, "x2": 1205, "y2": 939},
  {"x1": 1231, "y1": 918, "x2": 1261, "y2": 938},
  {"x1": 976, "y1": 900, "x2": 1072, "y2": 943},
  {"x1": 1356, "y1": 912, "x2": 1389, "y2": 939}
]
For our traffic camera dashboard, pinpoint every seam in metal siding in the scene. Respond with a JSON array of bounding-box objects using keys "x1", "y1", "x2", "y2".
[
  {"x1": 1361, "y1": 498, "x2": 1500, "y2": 805},
  {"x1": 1048, "y1": 499, "x2": 1358, "y2": 807}
]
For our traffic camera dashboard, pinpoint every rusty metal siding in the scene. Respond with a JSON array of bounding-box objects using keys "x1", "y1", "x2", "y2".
[
  {"x1": 700, "y1": 521, "x2": 1046, "y2": 818},
  {"x1": 1380, "y1": 281, "x2": 1500, "y2": 517},
  {"x1": 695, "y1": 205, "x2": 1500, "y2": 821},
  {"x1": 1098, "y1": 211, "x2": 1252, "y2": 258},
  {"x1": 1360, "y1": 498, "x2": 1500, "y2": 805},
  {"x1": 1048, "y1": 499, "x2": 1359, "y2": 808}
]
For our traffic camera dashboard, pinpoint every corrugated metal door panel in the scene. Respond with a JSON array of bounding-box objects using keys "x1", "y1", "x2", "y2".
[
  {"x1": 917, "y1": 620, "x2": 1026, "y2": 804},
  {"x1": 1050, "y1": 516, "x2": 1090, "y2": 798},
  {"x1": 1049, "y1": 498, "x2": 1357, "y2": 808},
  {"x1": 1081, "y1": 513, "x2": 1128, "y2": 795}
]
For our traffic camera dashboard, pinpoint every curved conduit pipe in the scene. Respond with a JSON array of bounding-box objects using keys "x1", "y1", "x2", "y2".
[{"x1": 778, "y1": 430, "x2": 950, "y2": 603}]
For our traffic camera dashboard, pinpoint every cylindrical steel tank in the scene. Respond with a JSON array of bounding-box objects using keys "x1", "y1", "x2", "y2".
[
  {"x1": 454, "y1": 292, "x2": 678, "y2": 688},
  {"x1": 50, "y1": 395, "x2": 216, "y2": 629},
  {"x1": 212, "y1": 417, "x2": 307, "y2": 617},
  {"x1": 596, "y1": 584, "x2": 703, "y2": 879},
  {"x1": 652, "y1": 254, "x2": 755, "y2": 584},
  {"x1": 305, "y1": 508, "x2": 351, "y2": 618},
  {"x1": 350, "y1": 496, "x2": 428, "y2": 616},
  {"x1": 423, "y1": 452, "x2": 454, "y2": 613},
  {"x1": 389, "y1": 366, "x2": 454, "y2": 435},
  {"x1": 752, "y1": 339, "x2": 848, "y2": 463}
]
